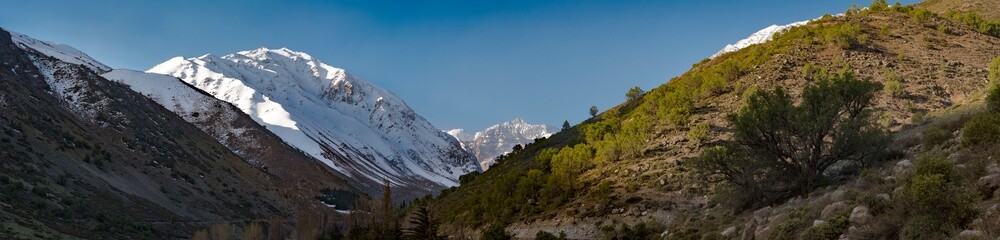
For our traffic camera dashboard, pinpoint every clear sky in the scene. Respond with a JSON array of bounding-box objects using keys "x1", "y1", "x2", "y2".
[{"x1": 0, "y1": 0, "x2": 919, "y2": 132}]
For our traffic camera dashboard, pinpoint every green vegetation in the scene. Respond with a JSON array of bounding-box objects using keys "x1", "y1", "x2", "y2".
[
  {"x1": 961, "y1": 114, "x2": 1000, "y2": 147},
  {"x1": 946, "y1": 12, "x2": 1000, "y2": 38},
  {"x1": 480, "y1": 223, "x2": 512, "y2": 240},
  {"x1": 687, "y1": 121, "x2": 710, "y2": 147},
  {"x1": 990, "y1": 56, "x2": 1000, "y2": 86},
  {"x1": 626, "y1": 86, "x2": 644, "y2": 101},
  {"x1": 535, "y1": 231, "x2": 567, "y2": 240},
  {"x1": 589, "y1": 106, "x2": 598, "y2": 117},
  {"x1": 898, "y1": 153, "x2": 978, "y2": 239},
  {"x1": 691, "y1": 73, "x2": 889, "y2": 209},
  {"x1": 800, "y1": 214, "x2": 850, "y2": 240},
  {"x1": 883, "y1": 80, "x2": 903, "y2": 97}
]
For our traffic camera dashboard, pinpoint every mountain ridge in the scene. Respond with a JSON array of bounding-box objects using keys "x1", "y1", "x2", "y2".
[{"x1": 148, "y1": 47, "x2": 481, "y2": 199}]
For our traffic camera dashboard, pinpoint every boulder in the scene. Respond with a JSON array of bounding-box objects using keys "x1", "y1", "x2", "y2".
[
  {"x1": 849, "y1": 206, "x2": 873, "y2": 225},
  {"x1": 821, "y1": 201, "x2": 848, "y2": 219},
  {"x1": 813, "y1": 220, "x2": 826, "y2": 227},
  {"x1": 894, "y1": 160, "x2": 912, "y2": 177},
  {"x1": 958, "y1": 230, "x2": 984, "y2": 238},
  {"x1": 978, "y1": 174, "x2": 1000, "y2": 198},
  {"x1": 986, "y1": 162, "x2": 1000, "y2": 175},
  {"x1": 829, "y1": 189, "x2": 848, "y2": 202},
  {"x1": 721, "y1": 226, "x2": 737, "y2": 237}
]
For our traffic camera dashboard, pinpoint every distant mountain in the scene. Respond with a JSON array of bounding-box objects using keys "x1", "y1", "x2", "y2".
[
  {"x1": 448, "y1": 118, "x2": 551, "y2": 170},
  {"x1": 148, "y1": 48, "x2": 480, "y2": 198}
]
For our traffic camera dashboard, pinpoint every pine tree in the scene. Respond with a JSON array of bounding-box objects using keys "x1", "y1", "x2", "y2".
[
  {"x1": 561, "y1": 120, "x2": 570, "y2": 131},
  {"x1": 403, "y1": 206, "x2": 443, "y2": 240},
  {"x1": 589, "y1": 106, "x2": 598, "y2": 117}
]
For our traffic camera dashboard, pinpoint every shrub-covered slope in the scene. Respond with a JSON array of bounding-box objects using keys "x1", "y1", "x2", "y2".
[{"x1": 425, "y1": 1, "x2": 1000, "y2": 239}]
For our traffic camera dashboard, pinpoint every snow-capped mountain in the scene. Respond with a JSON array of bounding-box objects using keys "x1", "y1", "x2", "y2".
[
  {"x1": 711, "y1": 19, "x2": 811, "y2": 58},
  {"x1": 448, "y1": 118, "x2": 551, "y2": 170},
  {"x1": 147, "y1": 47, "x2": 480, "y2": 195}
]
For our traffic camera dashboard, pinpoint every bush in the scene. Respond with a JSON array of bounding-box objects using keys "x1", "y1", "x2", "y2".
[
  {"x1": 921, "y1": 127, "x2": 950, "y2": 148},
  {"x1": 535, "y1": 231, "x2": 567, "y2": 240},
  {"x1": 868, "y1": 0, "x2": 890, "y2": 12},
  {"x1": 961, "y1": 113, "x2": 1000, "y2": 147},
  {"x1": 900, "y1": 215, "x2": 946, "y2": 240},
  {"x1": 911, "y1": 9, "x2": 934, "y2": 25},
  {"x1": 481, "y1": 223, "x2": 511, "y2": 240},
  {"x1": 912, "y1": 152, "x2": 954, "y2": 180},
  {"x1": 883, "y1": 80, "x2": 903, "y2": 97},
  {"x1": 799, "y1": 214, "x2": 849, "y2": 240},
  {"x1": 823, "y1": 23, "x2": 866, "y2": 49},
  {"x1": 687, "y1": 122, "x2": 710, "y2": 147},
  {"x1": 691, "y1": 73, "x2": 889, "y2": 209},
  {"x1": 988, "y1": 87, "x2": 1000, "y2": 113}
]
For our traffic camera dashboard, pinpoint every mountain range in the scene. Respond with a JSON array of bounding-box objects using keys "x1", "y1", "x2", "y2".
[{"x1": 447, "y1": 118, "x2": 551, "y2": 170}]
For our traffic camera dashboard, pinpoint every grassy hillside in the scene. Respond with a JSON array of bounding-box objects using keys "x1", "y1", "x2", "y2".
[{"x1": 424, "y1": 1, "x2": 1000, "y2": 239}]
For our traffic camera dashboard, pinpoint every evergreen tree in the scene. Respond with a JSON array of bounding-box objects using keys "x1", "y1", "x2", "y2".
[
  {"x1": 626, "y1": 86, "x2": 644, "y2": 101},
  {"x1": 403, "y1": 206, "x2": 443, "y2": 240},
  {"x1": 589, "y1": 106, "x2": 598, "y2": 117}
]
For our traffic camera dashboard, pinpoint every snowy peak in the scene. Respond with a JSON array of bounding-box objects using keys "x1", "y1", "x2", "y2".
[
  {"x1": 449, "y1": 118, "x2": 551, "y2": 170},
  {"x1": 149, "y1": 47, "x2": 480, "y2": 195},
  {"x1": 7, "y1": 29, "x2": 111, "y2": 73},
  {"x1": 711, "y1": 18, "x2": 815, "y2": 58}
]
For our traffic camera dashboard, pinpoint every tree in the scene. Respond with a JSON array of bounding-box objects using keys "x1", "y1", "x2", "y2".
[
  {"x1": 403, "y1": 206, "x2": 443, "y2": 240},
  {"x1": 480, "y1": 223, "x2": 512, "y2": 240},
  {"x1": 626, "y1": 86, "x2": 644, "y2": 101},
  {"x1": 691, "y1": 72, "x2": 889, "y2": 209},
  {"x1": 561, "y1": 120, "x2": 571, "y2": 131},
  {"x1": 550, "y1": 144, "x2": 594, "y2": 191},
  {"x1": 589, "y1": 106, "x2": 598, "y2": 117}
]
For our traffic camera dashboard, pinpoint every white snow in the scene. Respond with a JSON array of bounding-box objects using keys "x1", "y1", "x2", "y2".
[
  {"x1": 148, "y1": 47, "x2": 480, "y2": 189},
  {"x1": 710, "y1": 15, "x2": 839, "y2": 58},
  {"x1": 9, "y1": 30, "x2": 111, "y2": 73},
  {"x1": 447, "y1": 118, "x2": 551, "y2": 170},
  {"x1": 101, "y1": 69, "x2": 264, "y2": 164}
]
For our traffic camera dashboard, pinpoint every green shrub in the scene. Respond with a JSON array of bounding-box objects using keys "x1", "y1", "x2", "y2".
[
  {"x1": 946, "y1": 12, "x2": 1000, "y2": 38},
  {"x1": 823, "y1": 23, "x2": 866, "y2": 49},
  {"x1": 900, "y1": 215, "x2": 945, "y2": 240},
  {"x1": 988, "y1": 87, "x2": 1000, "y2": 113},
  {"x1": 687, "y1": 122, "x2": 710, "y2": 147},
  {"x1": 911, "y1": 9, "x2": 934, "y2": 25},
  {"x1": 921, "y1": 127, "x2": 950, "y2": 148},
  {"x1": 535, "y1": 231, "x2": 567, "y2": 240},
  {"x1": 868, "y1": 0, "x2": 890, "y2": 12},
  {"x1": 961, "y1": 113, "x2": 1000, "y2": 147},
  {"x1": 913, "y1": 152, "x2": 954, "y2": 180},
  {"x1": 799, "y1": 214, "x2": 849, "y2": 240},
  {"x1": 481, "y1": 223, "x2": 511, "y2": 240},
  {"x1": 770, "y1": 208, "x2": 807, "y2": 240},
  {"x1": 883, "y1": 80, "x2": 903, "y2": 98}
]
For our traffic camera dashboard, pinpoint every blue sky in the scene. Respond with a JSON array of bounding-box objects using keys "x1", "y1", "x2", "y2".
[{"x1": 0, "y1": 0, "x2": 918, "y2": 132}]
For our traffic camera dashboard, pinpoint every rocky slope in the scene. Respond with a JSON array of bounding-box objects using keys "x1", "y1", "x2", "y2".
[
  {"x1": 101, "y1": 69, "x2": 362, "y2": 211},
  {"x1": 147, "y1": 48, "x2": 480, "y2": 199},
  {"x1": 447, "y1": 118, "x2": 551, "y2": 170},
  {"x1": 0, "y1": 28, "x2": 302, "y2": 238}
]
